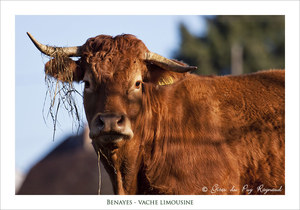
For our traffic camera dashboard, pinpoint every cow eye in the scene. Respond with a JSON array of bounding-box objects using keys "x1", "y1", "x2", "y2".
[
  {"x1": 135, "y1": 81, "x2": 142, "y2": 89},
  {"x1": 83, "y1": 80, "x2": 90, "y2": 89}
]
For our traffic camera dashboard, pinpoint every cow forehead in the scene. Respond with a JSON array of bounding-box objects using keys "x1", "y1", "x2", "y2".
[
  {"x1": 83, "y1": 55, "x2": 144, "y2": 84},
  {"x1": 81, "y1": 34, "x2": 147, "y2": 70},
  {"x1": 79, "y1": 34, "x2": 149, "y2": 86}
]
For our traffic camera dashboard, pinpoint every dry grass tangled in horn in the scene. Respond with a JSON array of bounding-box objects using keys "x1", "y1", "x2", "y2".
[{"x1": 43, "y1": 52, "x2": 83, "y2": 141}]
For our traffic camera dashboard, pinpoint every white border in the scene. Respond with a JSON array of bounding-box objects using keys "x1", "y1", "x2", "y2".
[{"x1": 1, "y1": 1, "x2": 299, "y2": 209}]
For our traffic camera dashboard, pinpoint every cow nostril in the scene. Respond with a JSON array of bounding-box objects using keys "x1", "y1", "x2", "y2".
[
  {"x1": 98, "y1": 117, "x2": 105, "y2": 129},
  {"x1": 117, "y1": 115, "x2": 125, "y2": 126}
]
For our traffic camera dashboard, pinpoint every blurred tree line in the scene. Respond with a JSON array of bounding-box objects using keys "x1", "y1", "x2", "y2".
[{"x1": 174, "y1": 16, "x2": 285, "y2": 75}]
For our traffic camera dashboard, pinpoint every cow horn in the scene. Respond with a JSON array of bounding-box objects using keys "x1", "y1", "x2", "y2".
[
  {"x1": 27, "y1": 32, "x2": 81, "y2": 57},
  {"x1": 144, "y1": 52, "x2": 197, "y2": 73}
]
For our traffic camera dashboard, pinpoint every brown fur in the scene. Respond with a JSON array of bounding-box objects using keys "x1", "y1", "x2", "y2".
[
  {"x1": 43, "y1": 34, "x2": 285, "y2": 195},
  {"x1": 136, "y1": 70, "x2": 285, "y2": 194}
]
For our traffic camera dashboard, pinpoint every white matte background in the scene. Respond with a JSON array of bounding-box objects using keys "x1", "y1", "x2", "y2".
[{"x1": 1, "y1": 1, "x2": 299, "y2": 209}]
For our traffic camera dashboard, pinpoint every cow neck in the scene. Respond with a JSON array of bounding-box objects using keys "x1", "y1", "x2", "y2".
[
  {"x1": 138, "y1": 84, "x2": 171, "y2": 193},
  {"x1": 100, "y1": 138, "x2": 143, "y2": 195}
]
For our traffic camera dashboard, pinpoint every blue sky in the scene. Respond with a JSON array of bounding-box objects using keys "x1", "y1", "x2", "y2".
[{"x1": 15, "y1": 15, "x2": 206, "y2": 174}]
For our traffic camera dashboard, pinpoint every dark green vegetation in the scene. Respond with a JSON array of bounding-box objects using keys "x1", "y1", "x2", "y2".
[{"x1": 174, "y1": 16, "x2": 285, "y2": 75}]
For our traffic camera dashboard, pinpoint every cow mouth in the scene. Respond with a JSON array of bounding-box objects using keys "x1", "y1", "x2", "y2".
[
  {"x1": 99, "y1": 134, "x2": 124, "y2": 144},
  {"x1": 91, "y1": 132, "x2": 131, "y2": 145}
]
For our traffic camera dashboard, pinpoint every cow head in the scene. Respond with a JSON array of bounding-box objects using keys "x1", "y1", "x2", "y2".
[{"x1": 27, "y1": 32, "x2": 196, "y2": 152}]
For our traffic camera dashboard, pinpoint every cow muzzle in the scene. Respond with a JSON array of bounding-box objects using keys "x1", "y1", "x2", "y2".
[{"x1": 89, "y1": 113, "x2": 133, "y2": 144}]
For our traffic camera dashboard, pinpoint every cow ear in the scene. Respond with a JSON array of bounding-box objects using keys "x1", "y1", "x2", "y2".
[
  {"x1": 45, "y1": 57, "x2": 84, "y2": 82},
  {"x1": 145, "y1": 62, "x2": 187, "y2": 86}
]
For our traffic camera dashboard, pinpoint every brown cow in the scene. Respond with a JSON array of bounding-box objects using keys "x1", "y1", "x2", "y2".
[{"x1": 27, "y1": 32, "x2": 285, "y2": 195}]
